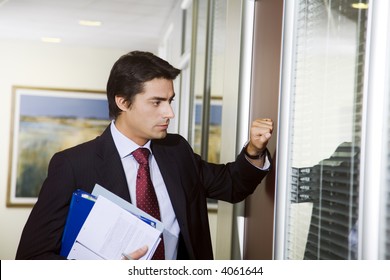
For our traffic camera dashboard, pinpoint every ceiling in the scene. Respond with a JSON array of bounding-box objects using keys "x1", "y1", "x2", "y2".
[{"x1": 0, "y1": 0, "x2": 178, "y2": 51}]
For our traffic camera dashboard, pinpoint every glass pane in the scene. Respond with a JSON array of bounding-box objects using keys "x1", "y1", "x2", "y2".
[
  {"x1": 381, "y1": 49, "x2": 390, "y2": 260},
  {"x1": 190, "y1": 0, "x2": 208, "y2": 155},
  {"x1": 190, "y1": 0, "x2": 226, "y2": 165},
  {"x1": 286, "y1": 0, "x2": 369, "y2": 260},
  {"x1": 182, "y1": 4, "x2": 193, "y2": 55},
  {"x1": 382, "y1": 94, "x2": 390, "y2": 259},
  {"x1": 207, "y1": 0, "x2": 226, "y2": 163}
]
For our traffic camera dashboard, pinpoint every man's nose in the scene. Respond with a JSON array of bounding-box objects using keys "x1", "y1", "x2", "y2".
[{"x1": 164, "y1": 104, "x2": 175, "y2": 119}]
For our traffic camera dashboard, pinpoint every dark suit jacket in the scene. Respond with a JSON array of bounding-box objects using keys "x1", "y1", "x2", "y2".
[{"x1": 16, "y1": 126, "x2": 270, "y2": 260}]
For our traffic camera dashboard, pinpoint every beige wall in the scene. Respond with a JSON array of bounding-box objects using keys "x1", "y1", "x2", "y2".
[
  {"x1": 0, "y1": 41, "x2": 128, "y2": 259},
  {"x1": 243, "y1": 0, "x2": 284, "y2": 259}
]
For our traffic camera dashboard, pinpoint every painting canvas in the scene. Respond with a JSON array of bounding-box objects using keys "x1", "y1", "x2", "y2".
[
  {"x1": 194, "y1": 97, "x2": 223, "y2": 164},
  {"x1": 7, "y1": 86, "x2": 110, "y2": 207}
]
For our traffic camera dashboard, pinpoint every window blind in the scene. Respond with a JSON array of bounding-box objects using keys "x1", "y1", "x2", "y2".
[
  {"x1": 383, "y1": 75, "x2": 390, "y2": 259},
  {"x1": 286, "y1": 0, "x2": 368, "y2": 260}
]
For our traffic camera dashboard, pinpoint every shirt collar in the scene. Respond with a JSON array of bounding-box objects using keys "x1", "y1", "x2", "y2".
[{"x1": 110, "y1": 120, "x2": 152, "y2": 159}]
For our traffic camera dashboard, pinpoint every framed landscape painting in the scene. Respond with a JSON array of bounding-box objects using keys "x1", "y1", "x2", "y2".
[{"x1": 7, "y1": 86, "x2": 110, "y2": 207}]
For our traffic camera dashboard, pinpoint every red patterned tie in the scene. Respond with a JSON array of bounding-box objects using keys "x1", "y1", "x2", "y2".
[{"x1": 132, "y1": 147, "x2": 165, "y2": 260}]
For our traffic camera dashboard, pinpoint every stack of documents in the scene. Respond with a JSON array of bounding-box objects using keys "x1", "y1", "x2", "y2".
[{"x1": 60, "y1": 184, "x2": 164, "y2": 260}]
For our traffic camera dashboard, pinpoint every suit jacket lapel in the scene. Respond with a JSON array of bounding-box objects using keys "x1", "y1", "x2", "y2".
[
  {"x1": 152, "y1": 141, "x2": 188, "y2": 227},
  {"x1": 94, "y1": 126, "x2": 131, "y2": 202}
]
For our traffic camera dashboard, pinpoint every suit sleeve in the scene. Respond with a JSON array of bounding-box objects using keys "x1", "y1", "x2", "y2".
[
  {"x1": 197, "y1": 147, "x2": 271, "y2": 203},
  {"x1": 15, "y1": 152, "x2": 76, "y2": 260},
  {"x1": 172, "y1": 135, "x2": 271, "y2": 203}
]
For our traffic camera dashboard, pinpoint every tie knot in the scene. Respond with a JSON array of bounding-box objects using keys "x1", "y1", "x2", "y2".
[{"x1": 132, "y1": 148, "x2": 150, "y2": 165}]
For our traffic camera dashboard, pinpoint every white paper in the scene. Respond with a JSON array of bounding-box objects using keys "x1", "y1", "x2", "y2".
[
  {"x1": 68, "y1": 195, "x2": 162, "y2": 260},
  {"x1": 92, "y1": 184, "x2": 178, "y2": 259},
  {"x1": 92, "y1": 184, "x2": 164, "y2": 232},
  {"x1": 67, "y1": 242, "x2": 104, "y2": 260}
]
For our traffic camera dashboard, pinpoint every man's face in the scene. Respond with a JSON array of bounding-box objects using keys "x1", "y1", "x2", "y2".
[{"x1": 115, "y1": 78, "x2": 175, "y2": 146}]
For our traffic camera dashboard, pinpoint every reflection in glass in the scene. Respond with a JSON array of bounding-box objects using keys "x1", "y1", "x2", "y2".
[
  {"x1": 190, "y1": 0, "x2": 226, "y2": 164},
  {"x1": 182, "y1": 1, "x2": 193, "y2": 55},
  {"x1": 286, "y1": 0, "x2": 368, "y2": 259},
  {"x1": 190, "y1": 0, "x2": 207, "y2": 155},
  {"x1": 207, "y1": 0, "x2": 226, "y2": 164},
  {"x1": 382, "y1": 54, "x2": 390, "y2": 259}
]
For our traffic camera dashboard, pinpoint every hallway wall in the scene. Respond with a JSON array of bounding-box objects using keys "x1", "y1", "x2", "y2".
[{"x1": 0, "y1": 41, "x2": 127, "y2": 259}]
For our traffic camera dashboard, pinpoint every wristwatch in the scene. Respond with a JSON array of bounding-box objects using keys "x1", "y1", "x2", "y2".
[{"x1": 244, "y1": 146, "x2": 266, "y2": 160}]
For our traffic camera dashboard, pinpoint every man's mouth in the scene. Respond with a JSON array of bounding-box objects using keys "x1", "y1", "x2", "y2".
[{"x1": 157, "y1": 123, "x2": 169, "y2": 129}]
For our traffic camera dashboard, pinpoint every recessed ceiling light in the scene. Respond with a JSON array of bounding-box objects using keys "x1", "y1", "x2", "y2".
[
  {"x1": 0, "y1": 0, "x2": 9, "y2": 8},
  {"x1": 181, "y1": 0, "x2": 191, "y2": 9},
  {"x1": 78, "y1": 20, "x2": 102, "y2": 27},
  {"x1": 351, "y1": 3, "x2": 369, "y2": 9},
  {"x1": 41, "y1": 37, "x2": 62, "y2": 43}
]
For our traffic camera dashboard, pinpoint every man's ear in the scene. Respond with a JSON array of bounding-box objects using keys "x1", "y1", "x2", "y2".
[{"x1": 115, "y1": 96, "x2": 130, "y2": 111}]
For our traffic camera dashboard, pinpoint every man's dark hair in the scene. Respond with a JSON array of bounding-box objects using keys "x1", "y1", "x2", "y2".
[{"x1": 106, "y1": 51, "x2": 181, "y2": 119}]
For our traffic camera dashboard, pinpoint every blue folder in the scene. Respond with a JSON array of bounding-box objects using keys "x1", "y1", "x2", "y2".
[{"x1": 60, "y1": 189, "x2": 96, "y2": 257}]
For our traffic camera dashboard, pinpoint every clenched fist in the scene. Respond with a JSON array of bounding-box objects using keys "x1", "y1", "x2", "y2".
[{"x1": 245, "y1": 118, "x2": 273, "y2": 167}]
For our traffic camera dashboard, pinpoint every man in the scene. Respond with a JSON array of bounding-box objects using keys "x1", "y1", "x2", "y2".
[{"x1": 16, "y1": 51, "x2": 273, "y2": 260}]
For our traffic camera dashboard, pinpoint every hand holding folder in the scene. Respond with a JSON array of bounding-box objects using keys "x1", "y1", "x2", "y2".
[
  {"x1": 61, "y1": 185, "x2": 164, "y2": 260},
  {"x1": 68, "y1": 195, "x2": 162, "y2": 260}
]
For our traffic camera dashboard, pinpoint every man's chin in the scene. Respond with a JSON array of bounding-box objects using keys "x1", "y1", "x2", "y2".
[{"x1": 152, "y1": 132, "x2": 168, "y2": 139}]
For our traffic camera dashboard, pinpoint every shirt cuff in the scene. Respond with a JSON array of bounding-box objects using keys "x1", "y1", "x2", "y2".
[{"x1": 245, "y1": 152, "x2": 271, "y2": 170}]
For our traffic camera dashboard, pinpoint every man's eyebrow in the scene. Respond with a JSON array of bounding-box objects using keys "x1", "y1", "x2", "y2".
[{"x1": 149, "y1": 94, "x2": 175, "y2": 101}]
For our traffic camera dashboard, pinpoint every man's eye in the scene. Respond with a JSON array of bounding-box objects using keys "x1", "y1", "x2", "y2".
[
  {"x1": 169, "y1": 98, "x2": 175, "y2": 104},
  {"x1": 153, "y1": 101, "x2": 161, "y2": 106}
]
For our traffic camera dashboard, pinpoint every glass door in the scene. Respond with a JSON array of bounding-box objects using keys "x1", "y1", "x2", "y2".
[{"x1": 275, "y1": 0, "x2": 369, "y2": 259}]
